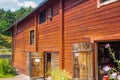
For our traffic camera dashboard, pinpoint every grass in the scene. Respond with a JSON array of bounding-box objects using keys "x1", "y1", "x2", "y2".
[
  {"x1": 0, "y1": 74, "x2": 15, "y2": 78},
  {"x1": 0, "y1": 34, "x2": 11, "y2": 54}
]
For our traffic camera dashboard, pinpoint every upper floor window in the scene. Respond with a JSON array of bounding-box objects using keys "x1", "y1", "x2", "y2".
[
  {"x1": 98, "y1": 0, "x2": 118, "y2": 8},
  {"x1": 40, "y1": 10, "x2": 46, "y2": 23},
  {"x1": 30, "y1": 30, "x2": 34, "y2": 45},
  {"x1": 48, "y1": 6, "x2": 53, "y2": 21}
]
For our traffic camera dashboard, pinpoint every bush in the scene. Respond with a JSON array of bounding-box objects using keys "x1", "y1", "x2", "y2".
[
  {"x1": 46, "y1": 68, "x2": 72, "y2": 80},
  {"x1": 0, "y1": 59, "x2": 16, "y2": 75}
]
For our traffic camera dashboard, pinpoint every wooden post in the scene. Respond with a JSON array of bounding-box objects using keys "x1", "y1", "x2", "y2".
[
  {"x1": 12, "y1": 18, "x2": 17, "y2": 66},
  {"x1": 59, "y1": 0, "x2": 64, "y2": 69}
]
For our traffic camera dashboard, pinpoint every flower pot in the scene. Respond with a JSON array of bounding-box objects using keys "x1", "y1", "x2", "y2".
[{"x1": 103, "y1": 75, "x2": 109, "y2": 80}]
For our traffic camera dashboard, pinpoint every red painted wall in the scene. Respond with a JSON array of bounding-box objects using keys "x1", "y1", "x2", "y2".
[{"x1": 11, "y1": 0, "x2": 120, "y2": 76}]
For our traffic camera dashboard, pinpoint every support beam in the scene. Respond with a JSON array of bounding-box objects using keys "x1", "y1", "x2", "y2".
[{"x1": 59, "y1": 0, "x2": 64, "y2": 69}]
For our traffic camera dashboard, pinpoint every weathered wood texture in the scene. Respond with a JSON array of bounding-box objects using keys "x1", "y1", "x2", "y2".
[{"x1": 51, "y1": 53, "x2": 59, "y2": 69}]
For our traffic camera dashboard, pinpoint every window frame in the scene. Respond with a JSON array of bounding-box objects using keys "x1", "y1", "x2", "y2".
[
  {"x1": 97, "y1": 0, "x2": 119, "y2": 8},
  {"x1": 30, "y1": 30, "x2": 34, "y2": 45},
  {"x1": 39, "y1": 10, "x2": 46, "y2": 24}
]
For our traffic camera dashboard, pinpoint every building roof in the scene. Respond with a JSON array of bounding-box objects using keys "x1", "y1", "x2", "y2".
[{"x1": 5, "y1": 0, "x2": 48, "y2": 32}]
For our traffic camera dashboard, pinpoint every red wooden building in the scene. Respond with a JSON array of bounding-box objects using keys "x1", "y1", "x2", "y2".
[{"x1": 6, "y1": 0, "x2": 120, "y2": 80}]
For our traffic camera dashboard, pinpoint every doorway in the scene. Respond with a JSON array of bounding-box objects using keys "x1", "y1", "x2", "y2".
[
  {"x1": 45, "y1": 53, "x2": 51, "y2": 77},
  {"x1": 97, "y1": 41, "x2": 120, "y2": 80},
  {"x1": 44, "y1": 52, "x2": 59, "y2": 78}
]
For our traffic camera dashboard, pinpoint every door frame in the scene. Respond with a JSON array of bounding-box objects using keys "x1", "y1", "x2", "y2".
[{"x1": 91, "y1": 34, "x2": 120, "y2": 80}]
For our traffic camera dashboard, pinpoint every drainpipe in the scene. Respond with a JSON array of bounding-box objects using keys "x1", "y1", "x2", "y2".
[
  {"x1": 35, "y1": 13, "x2": 39, "y2": 52},
  {"x1": 59, "y1": 0, "x2": 64, "y2": 69}
]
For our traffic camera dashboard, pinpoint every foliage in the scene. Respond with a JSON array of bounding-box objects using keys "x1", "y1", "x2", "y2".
[
  {"x1": 46, "y1": 68, "x2": 72, "y2": 80},
  {"x1": 0, "y1": 59, "x2": 16, "y2": 78},
  {"x1": 104, "y1": 44, "x2": 120, "y2": 80},
  {"x1": 0, "y1": 7, "x2": 33, "y2": 35}
]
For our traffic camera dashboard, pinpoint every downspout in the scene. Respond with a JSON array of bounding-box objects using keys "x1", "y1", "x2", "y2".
[
  {"x1": 59, "y1": 0, "x2": 64, "y2": 69},
  {"x1": 35, "y1": 13, "x2": 39, "y2": 52}
]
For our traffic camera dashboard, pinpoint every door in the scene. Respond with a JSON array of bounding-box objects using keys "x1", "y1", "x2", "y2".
[
  {"x1": 73, "y1": 52, "x2": 93, "y2": 80},
  {"x1": 73, "y1": 43, "x2": 94, "y2": 80},
  {"x1": 30, "y1": 52, "x2": 44, "y2": 78}
]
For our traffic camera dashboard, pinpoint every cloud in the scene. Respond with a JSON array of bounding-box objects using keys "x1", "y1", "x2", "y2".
[
  {"x1": 19, "y1": 1, "x2": 37, "y2": 8},
  {"x1": 0, "y1": 0, "x2": 38, "y2": 11}
]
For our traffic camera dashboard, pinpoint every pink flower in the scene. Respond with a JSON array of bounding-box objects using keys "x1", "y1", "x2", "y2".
[
  {"x1": 105, "y1": 44, "x2": 110, "y2": 48},
  {"x1": 118, "y1": 75, "x2": 120, "y2": 80},
  {"x1": 103, "y1": 65, "x2": 111, "y2": 71},
  {"x1": 111, "y1": 73, "x2": 117, "y2": 79}
]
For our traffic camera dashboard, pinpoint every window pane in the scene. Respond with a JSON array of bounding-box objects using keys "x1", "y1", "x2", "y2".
[
  {"x1": 100, "y1": 0, "x2": 109, "y2": 3},
  {"x1": 30, "y1": 30, "x2": 34, "y2": 45},
  {"x1": 40, "y1": 10, "x2": 46, "y2": 23}
]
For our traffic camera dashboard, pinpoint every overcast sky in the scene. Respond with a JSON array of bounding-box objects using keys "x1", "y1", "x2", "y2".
[{"x1": 0, "y1": 0, "x2": 44, "y2": 11}]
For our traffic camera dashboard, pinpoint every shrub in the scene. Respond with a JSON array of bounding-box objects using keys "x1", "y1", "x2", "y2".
[
  {"x1": 0, "y1": 59, "x2": 16, "y2": 75},
  {"x1": 46, "y1": 68, "x2": 72, "y2": 80}
]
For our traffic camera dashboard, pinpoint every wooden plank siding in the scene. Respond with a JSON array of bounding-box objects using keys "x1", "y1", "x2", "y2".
[
  {"x1": 38, "y1": 0, "x2": 59, "y2": 53},
  {"x1": 63, "y1": 0, "x2": 120, "y2": 76},
  {"x1": 10, "y1": 0, "x2": 120, "y2": 78},
  {"x1": 13, "y1": 15, "x2": 36, "y2": 74}
]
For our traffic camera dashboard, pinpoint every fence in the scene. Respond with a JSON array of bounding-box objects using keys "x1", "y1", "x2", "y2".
[{"x1": 0, "y1": 54, "x2": 12, "y2": 59}]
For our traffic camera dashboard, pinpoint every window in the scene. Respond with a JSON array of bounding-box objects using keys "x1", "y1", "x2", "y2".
[
  {"x1": 40, "y1": 10, "x2": 46, "y2": 23},
  {"x1": 98, "y1": 0, "x2": 118, "y2": 8},
  {"x1": 48, "y1": 7, "x2": 53, "y2": 21},
  {"x1": 100, "y1": 0, "x2": 109, "y2": 3},
  {"x1": 30, "y1": 30, "x2": 34, "y2": 45}
]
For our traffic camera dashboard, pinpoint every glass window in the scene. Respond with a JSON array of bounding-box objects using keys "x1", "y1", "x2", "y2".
[
  {"x1": 98, "y1": 0, "x2": 118, "y2": 8},
  {"x1": 40, "y1": 10, "x2": 46, "y2": 23},
  {"x1": 30, "y1": 30, "x2": 34, "y2": 45},
  {"x1": 100, "y1": 0, "x2": 109, "y2": 3}
]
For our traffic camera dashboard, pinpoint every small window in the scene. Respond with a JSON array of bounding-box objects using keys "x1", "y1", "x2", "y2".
[
  {"x1": 98, "y1": 0, "x2": 118, "y2": 8},
  {"x1": 40, "y1": 10, "x2": 46, "y2": 23},
  {"x1": 48, "y1": 7, "x2": 53, "y2": 21},
  {"x1": 30, "y1": 30, "x2": 34, "y2": 45},
  {"x1": 100, "y1": 0, "x2": 109, "y2": 3}
]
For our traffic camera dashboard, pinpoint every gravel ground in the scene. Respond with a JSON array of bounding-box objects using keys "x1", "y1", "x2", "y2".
[{"x1": 0, "y1": 74, "x2": 30, "y2": 80}]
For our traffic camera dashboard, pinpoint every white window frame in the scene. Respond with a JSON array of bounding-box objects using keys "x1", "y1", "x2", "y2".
[{"x1": 97, "y1": 0, "x2": 119, "y2": 8}]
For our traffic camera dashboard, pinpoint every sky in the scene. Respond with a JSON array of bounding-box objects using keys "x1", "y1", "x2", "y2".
[{"x1": 0, "y1": 0, "x2": 44, "y2": 11}]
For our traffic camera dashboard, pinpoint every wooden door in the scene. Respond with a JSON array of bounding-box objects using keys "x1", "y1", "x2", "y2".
[
  {"x1": 74, "y1": 52, "x2": 93, "y2": 80},
  {"x1": 30, "y1": 52, "x2": 44, "y2": 78},
  {"x1": 79, "y1": 52, "x2": 93, "y2": 80}
]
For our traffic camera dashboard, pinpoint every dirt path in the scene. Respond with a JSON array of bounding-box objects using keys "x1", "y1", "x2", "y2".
[{"x1": 0, "y1": 74, "x2": 30, "y2": 80}]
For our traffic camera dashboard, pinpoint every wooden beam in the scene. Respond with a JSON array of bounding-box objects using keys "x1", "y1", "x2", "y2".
[{"x1": 59, "y1": 0, "x2": 64, "y2": 69}]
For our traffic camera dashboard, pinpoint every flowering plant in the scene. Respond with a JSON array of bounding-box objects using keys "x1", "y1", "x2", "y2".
[{"x1": 104, "y1": 44, "x2": 120, "y2": 80}]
